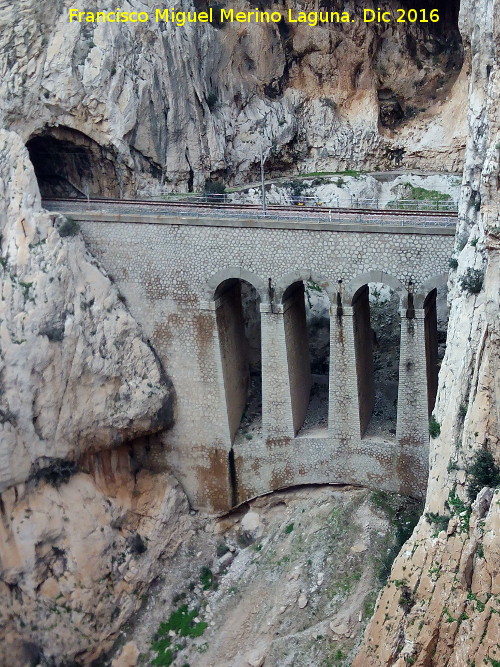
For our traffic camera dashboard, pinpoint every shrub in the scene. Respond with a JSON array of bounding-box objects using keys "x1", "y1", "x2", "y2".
[
  {"x1": 459, "y1": 268, "x2": 484, "y2": 295},
  {"x1": 204, "y1": 180, "x2": 225, "y2": 195},
  {"x1": 429, "y1": 415, "x2": 441, "y2": 438},
  {"x1": 447, "y1": 489, "x2": 471, "y2": 533},
  {"x1": 449, "y1": 257, "x2": 458, "y2": 270},
  {"x1": 216, "y1": 541, "x2": 229, "y2": 558},
  {"x1": 425, "y1": 512, "x2": 450, "y2": 534},
  {"x1": 467, "y1": 450, "x2": 500, "y2": 501},
  {"x1": 398, "y1": 585, "x2": 416, "y2": 613},
  {"x1": 58, "y1": 217, "x2": 80, "y2": 237},
  {"x1": 199, "y1": 565, "x2": 214, "y2": 590},
  {"x1": 206, "y1": 91, "x2": 218, "y2": 110},
  {"x1": 127, "y1": 533, "x2": 147, "y2": 555},
  {"x1": 151, "y1": 605, "x2": 207, "y2": 666}
]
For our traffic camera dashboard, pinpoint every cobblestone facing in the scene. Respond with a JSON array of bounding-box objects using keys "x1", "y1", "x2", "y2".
[{"x1": 78, "y1": 216, "x2": 454, "y2": 512}]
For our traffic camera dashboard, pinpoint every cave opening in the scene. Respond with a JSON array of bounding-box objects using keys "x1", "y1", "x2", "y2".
[{"x1": 26, "y1": 127, "x2": 121, "y2": 198}]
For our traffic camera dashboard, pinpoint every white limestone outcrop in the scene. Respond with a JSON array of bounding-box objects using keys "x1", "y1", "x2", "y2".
[
  {"x1": 353, "y1": 0, "x2": 500, "y2": 662},
  {"x1": 0, "y1": 130, "x2": 173, "y2": 491},
  {"x1": 1, "y1": 0, "x2": 467, "y2": 192}
]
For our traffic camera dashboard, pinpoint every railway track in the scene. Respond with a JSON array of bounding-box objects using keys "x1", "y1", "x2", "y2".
[{"x1": 44, "y1": 196, "x2": 456, "y2": 219}]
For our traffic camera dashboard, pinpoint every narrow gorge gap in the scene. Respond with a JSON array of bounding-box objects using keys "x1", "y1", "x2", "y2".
[{"x1": 424, "y1": 285, "x2": 448, "y2": 416}]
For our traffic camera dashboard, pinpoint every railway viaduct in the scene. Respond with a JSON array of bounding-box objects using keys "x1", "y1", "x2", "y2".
[{"x1": 50, "y1": 203, "x2": 455, "y2": 512}]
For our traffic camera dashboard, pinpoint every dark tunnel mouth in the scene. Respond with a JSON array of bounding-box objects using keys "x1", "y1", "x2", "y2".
[{"x1": 26, "y1": 127, "x2": 121, "y2": 199}]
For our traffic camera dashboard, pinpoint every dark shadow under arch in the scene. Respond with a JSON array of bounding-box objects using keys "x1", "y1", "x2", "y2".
[
  {"x1": 282, "y1": 279, "x2": 330, "y2": 436},
  {"x1": 214, "y1": 278, "x2": 262, "y2": 444},
  {"x1": 352, "y1": 282, "x2": 401, "y2": 439}
]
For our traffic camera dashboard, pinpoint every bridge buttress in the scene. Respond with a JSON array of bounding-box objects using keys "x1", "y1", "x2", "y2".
[
  {"x1": 328, "y1": 305, "x2": 362, "y2": 446},
  {"x1": 396, "y1": 309, "x2": 430, "y2": 480},
  {"x1": 260, "y1": 303, "x2": 295, "y2": 439}
]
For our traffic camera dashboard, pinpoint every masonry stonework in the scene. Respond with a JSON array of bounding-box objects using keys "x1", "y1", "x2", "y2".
[{"x1": 73, "y1": 213, "x2": 454, "y2": 512}]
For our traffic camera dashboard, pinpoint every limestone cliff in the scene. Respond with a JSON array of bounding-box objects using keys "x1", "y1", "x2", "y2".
[
  {"x1": 1, "y1": 0, "x2": 466, "y2": 194},
  {"x1": 353, "y1": 0, "x2": 500, "y2": 663},
  {"x1": 0, "y1": 130, "x2": 173, "y2": 491},
  {"x1": 0, "y1": 131, "x2": 182, "y2": 664}
]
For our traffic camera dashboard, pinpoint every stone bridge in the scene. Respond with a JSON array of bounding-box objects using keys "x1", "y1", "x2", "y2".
[{"x1": 59, "y1": 208, "x2": 455, "y2": 512}]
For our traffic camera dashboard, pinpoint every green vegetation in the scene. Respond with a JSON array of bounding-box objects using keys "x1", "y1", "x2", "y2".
[
  {"x1": 449, "y1": 257, "x2": 459, "y2": 270},
  {"x1": 447, "y1": 489, "x2": 471, "y2": 533},
  {"x1": 215, "y1": 541, "x2": 229, "y2": 558},
  {"x1": 199, "y1": 566, "x2": 215, "y2": 591},
  {"x1": 459, "y1": 268, "x2": 484, "y2": 295},
  {"x1": 204, "y1": 180, "x2": 226, "y2": 195},
  {"x1": 151, "y1": 605, "x2": 208, "y2": 666},
  {"x1": 284, "y1": 522, "x2": 294, "y2": 534},
  {"x1": 388, "y1": 185, "x2": 453, "y2": 211},
  {"x1": 307, "y1": 280, "x2": 323, "y2": 293},
  {"x1": 58, "y1": 216, "x2": 80, "y2": 237},
  {"x1": 425, "y1": 512, "x2": 450, "y2": 536},
  {"x1": 429, "y1": 415, "x2": 441, "y2": 438},
  {"x1": 362, "y1": 591, "x2": 378, "y2": 620},
  {"x1": 398, "y1": 584, "x2": 416, "y2": 613},
  {"x1": 370, "y1": 490, "x2": 422, "y2": 583},
  {"x1": 467, "y1": 450, "x2": 500, "y2": 501},
  {"x1": 467, "y1": 591, "x2": 486, "y2": 612}
]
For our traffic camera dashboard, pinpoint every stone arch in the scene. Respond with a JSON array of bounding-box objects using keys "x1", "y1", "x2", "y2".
[
  {"x1": 206, "y1": 268, "x2": 268, "y2": 303},
  {"x1": 413, "y1": 273, "x2": 449, "y2": 308},
  {"x1": 345, "y1": 271, "x2": 405, "y2": 305},
  {"x1": 348, "y1": 271, "x2": 404, "y2": 439},
  {"x1": 26, "y1": 126, "x2": 122, "y2": 198},
  {"x1": 279, "y1": 271, "x2": 332, "y2": 436},
  {"x1": 275, "y1": 270, "x2": 334, "y2": 303}
]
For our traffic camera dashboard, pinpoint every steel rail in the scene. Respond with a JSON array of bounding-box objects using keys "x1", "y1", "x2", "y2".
[{"x1": 43, "y1": 197, "x2": 457, "y2": 219}]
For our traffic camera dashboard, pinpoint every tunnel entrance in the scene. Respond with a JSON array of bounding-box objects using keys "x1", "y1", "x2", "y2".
[
  {"x1": 283, "y1": 280, "x2": 330, "y2": 436},
  {"x1": 353, "y1": 283, "x2": 400, "y2": 440},
  {"x1": 26, "y1": 127, "x2": 121, "y2": 198},
  {"x1": 215, "y1": 279, "x2": 262, "y2": 444}
]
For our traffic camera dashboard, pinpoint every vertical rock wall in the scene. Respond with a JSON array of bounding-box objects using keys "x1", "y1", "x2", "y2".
[{"x1": 353, "y1": 0, "x2": 499, "y2": 663}]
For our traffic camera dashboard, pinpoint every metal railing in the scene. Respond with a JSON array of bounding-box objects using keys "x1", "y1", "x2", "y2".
[
  {"x1": 47, "y1": 200, "x2": 457, "y2": 228},
  {"x1": 134, "y1": 192, "x2": 458, "y2": 212}
]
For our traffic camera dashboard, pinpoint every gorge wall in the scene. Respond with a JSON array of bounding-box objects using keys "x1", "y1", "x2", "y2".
[
  {"x1": 0, "y1": 0, "x2": 497, "y2": 664},
  {"x1": 2, "y1": 0, "x2": 466, "y2": 195},
  {"x1": 354, "y1": 0, "x2": 500, "y2": 663}
]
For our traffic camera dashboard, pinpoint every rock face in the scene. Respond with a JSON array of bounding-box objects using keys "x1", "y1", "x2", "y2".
[
  {"x1": 119, "y1": 486, "x2": 422, "y2": 667},
  {"x1": 0, "y1": 132, "x2": 178, "y2": 664},
  {"x1": 353, "y1": 0, "x2": 500, "y2": 663},
  {"x1": 0, "y1": 463, "x2": 192, "y2": 666},
  {"x1": 0, "y1": 130, "x2": 173, "y2": 491},
  {"x1": 1, "y1": 0, "x2": 466, "y2": 194}
]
